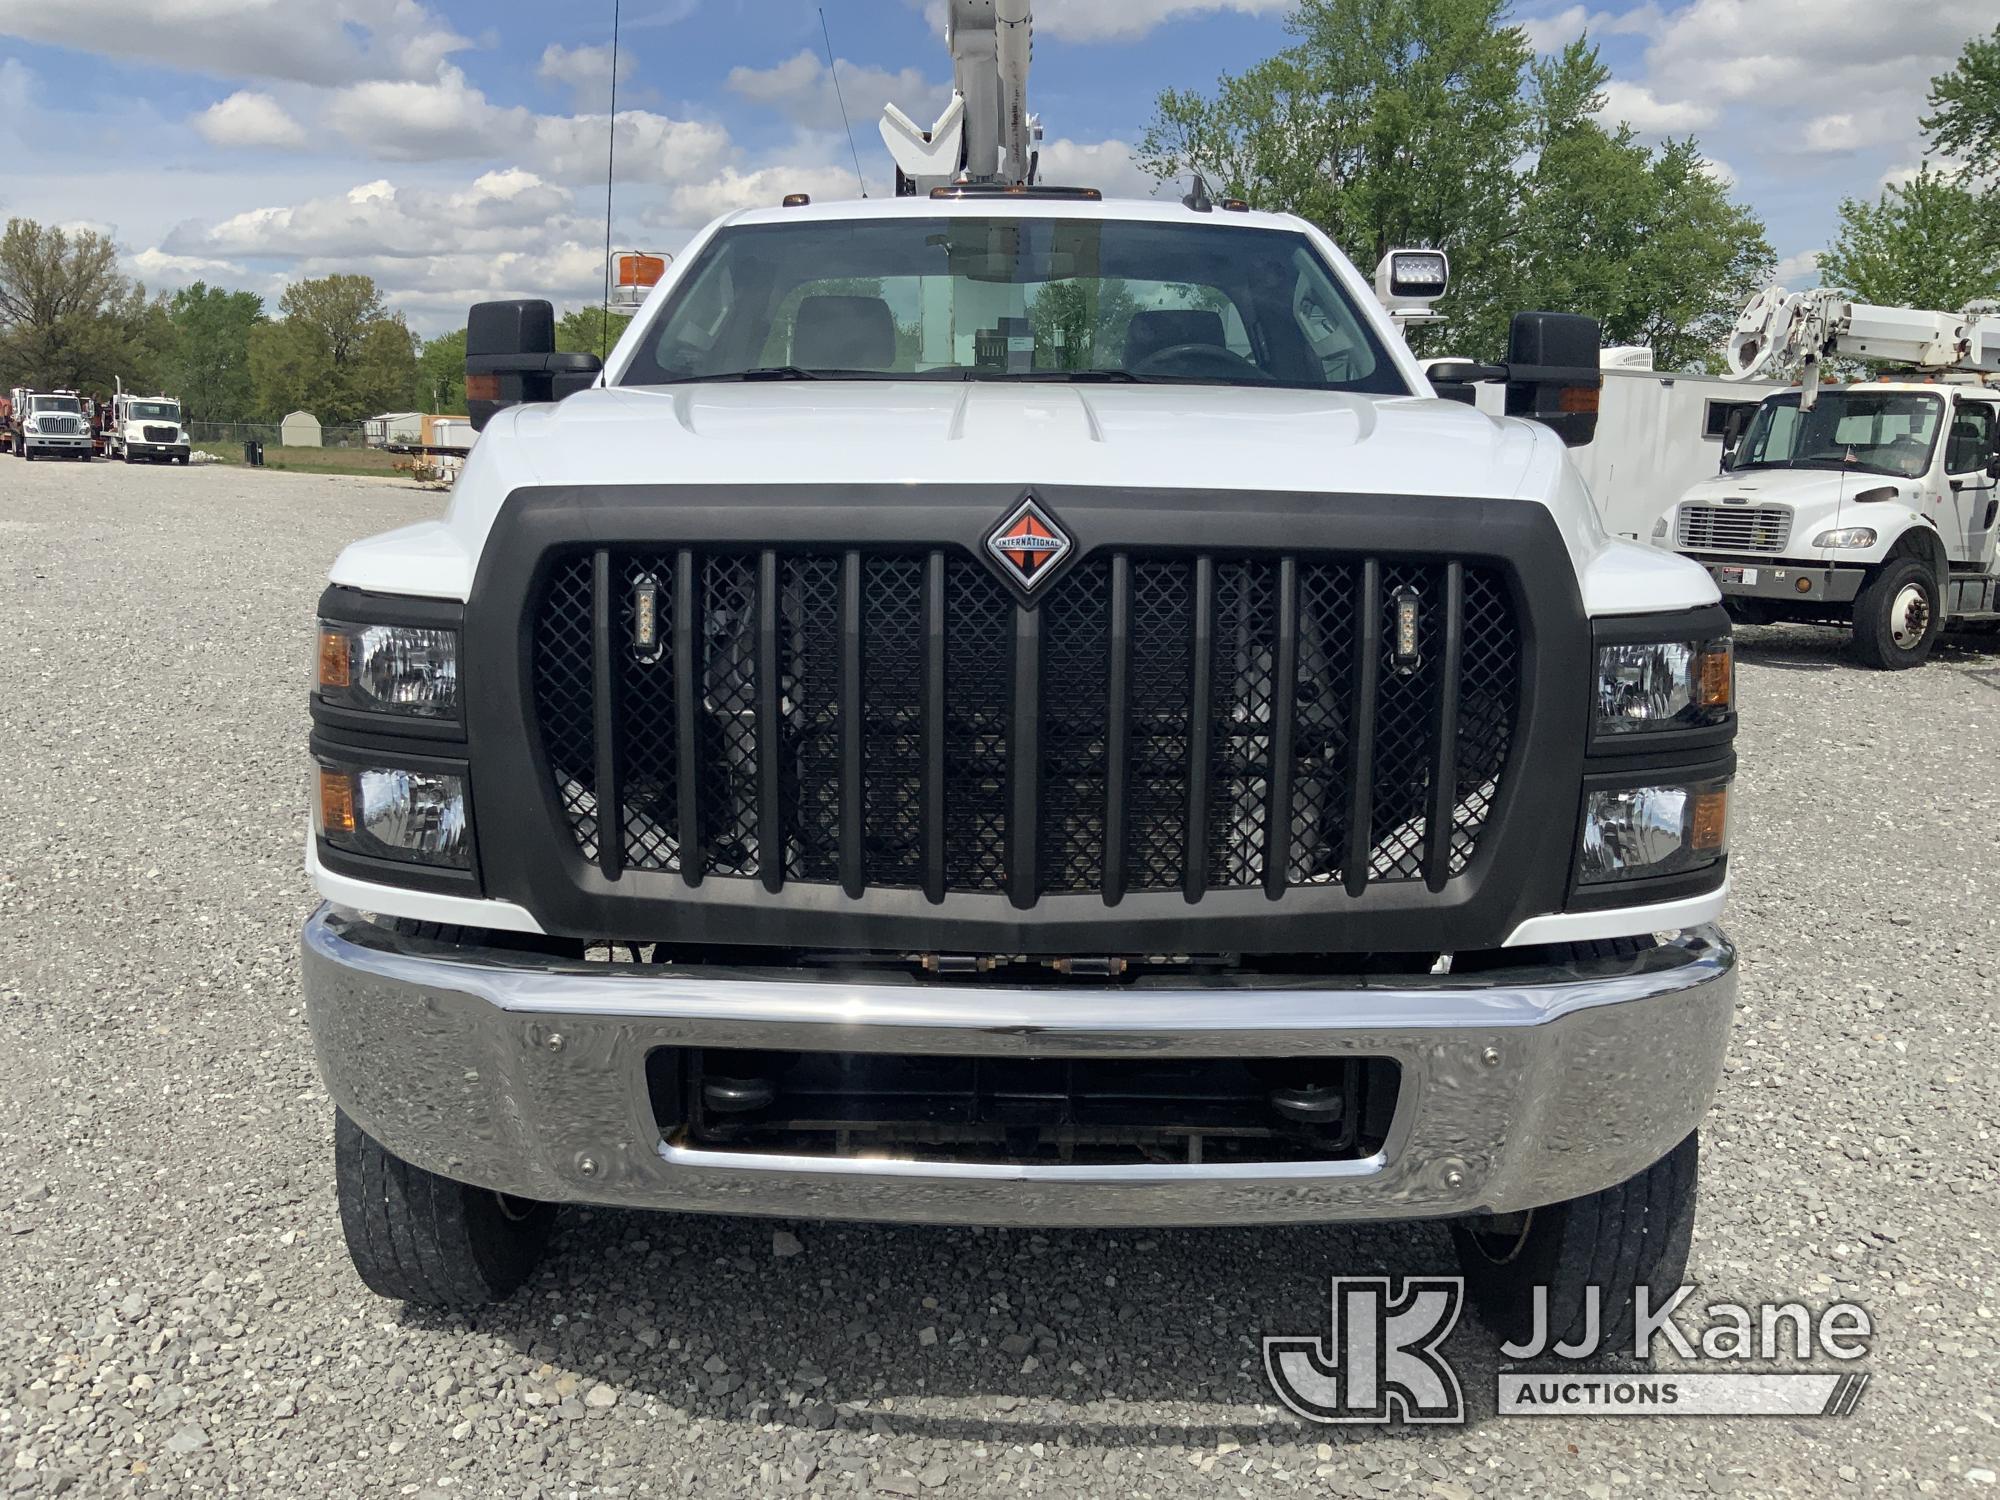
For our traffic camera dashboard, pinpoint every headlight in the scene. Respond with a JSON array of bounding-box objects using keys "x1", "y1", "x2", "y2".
[
  {"x1": 1579, "y1": 775, "x2": 1731, "y2": 886},
  {"x1": 317, "y1": 621, "x2": 459, "y2": 719},
  {"x1": 1813, "y1": 528, "x2": 1877, "y2": 549},
  {"x1": 316, "y1": 758, "x2": 470, "y2": 868},
  {"x1": 1595, "y1": 637, "x2": 1733, "y2": 736}
]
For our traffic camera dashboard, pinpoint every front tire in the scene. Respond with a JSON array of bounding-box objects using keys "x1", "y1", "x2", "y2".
[
  {"x1": 1853, "y1": 555, "x2": 1942, "y2": 670},
  {"x1": 334, "y1": 1109, "x2": 555, "y2": 1310},
  {"x1": 1451, "y1": 1132, "x2": 1698, "y2": 1355}
]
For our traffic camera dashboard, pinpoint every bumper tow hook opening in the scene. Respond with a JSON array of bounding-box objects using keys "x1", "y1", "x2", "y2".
[{"x1": 702, "y1": 1076, "x2": 777, "y2": 1115}]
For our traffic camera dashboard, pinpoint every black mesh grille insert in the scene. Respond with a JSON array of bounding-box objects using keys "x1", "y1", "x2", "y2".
[{"x1": 529, "y1": 547, "x2": 1522, "y2": 903}]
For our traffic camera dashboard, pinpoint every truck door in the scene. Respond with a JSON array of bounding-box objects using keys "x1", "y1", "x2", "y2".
[{"x1": 1943, "y1": 397, "x2": 1999, "y2": 565}]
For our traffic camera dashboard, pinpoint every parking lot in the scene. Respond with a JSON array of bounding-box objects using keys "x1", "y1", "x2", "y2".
[{"x1": 0, "y1": 457, "x2": 1995, "y2": 1499}]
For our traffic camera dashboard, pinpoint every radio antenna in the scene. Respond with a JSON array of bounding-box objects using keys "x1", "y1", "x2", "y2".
[
  {"x1": 600, "y1": 0, "x2": 623, "y2": 360},
  {"x1": 820, "y1": 7, "x2": 867, "y2": 198}
]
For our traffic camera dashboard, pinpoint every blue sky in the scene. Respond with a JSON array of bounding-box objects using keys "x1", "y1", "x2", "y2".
[{"x1": 0, "y1": 0, "x2": 1992, "y2": 335}]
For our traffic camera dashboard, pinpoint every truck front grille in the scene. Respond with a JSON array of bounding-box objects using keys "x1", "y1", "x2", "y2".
[
  {"x1": 142, "y1": 425, "x2": 179, "y2": 443},
  {"x1": 531, "y1": 548, "x2": 1521, "y2": 907},
  {"x1": 35, "y1": 417, "x2": 81, "y2": 436},
  {"x1": 1677, "y1": 503, "x2": 1792, "y2": 553}
]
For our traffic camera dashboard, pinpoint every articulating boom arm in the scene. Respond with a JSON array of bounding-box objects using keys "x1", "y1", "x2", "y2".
[
  {"x1": 1727, "y1": 283, "x2": 2000, "y2": 405},
  {"x1": 881, "y1": 0, "x2": 1041, "y2": 196}
]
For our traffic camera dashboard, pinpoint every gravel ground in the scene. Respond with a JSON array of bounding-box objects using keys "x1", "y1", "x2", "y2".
[{"x1": 1, "y1": 456, "x2": 1996, "y2": 1500}]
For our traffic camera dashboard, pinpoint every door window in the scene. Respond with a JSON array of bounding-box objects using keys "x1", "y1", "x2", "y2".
[{"x1": 1945, "y1": 402, "x2": 1995, "y2": 475}]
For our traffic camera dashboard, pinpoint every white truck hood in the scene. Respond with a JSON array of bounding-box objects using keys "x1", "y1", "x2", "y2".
[{"x1": 333, "y1": 383, "x2": 1718, "y2": 616}]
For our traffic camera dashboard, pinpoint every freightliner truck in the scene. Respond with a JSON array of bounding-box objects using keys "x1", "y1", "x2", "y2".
[{"x1": 301, "y1": 1, "x2": 1739, "y2": 1350}]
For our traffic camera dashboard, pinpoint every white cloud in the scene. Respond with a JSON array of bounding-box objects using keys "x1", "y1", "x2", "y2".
[
  {"x1": 1520, "y1": 2, "x2": 1668, "y2": 52},
  {"x1": 539, "y1": 42, "x2": 635, "y2": 113},
  {"x1": 127, "y1": 247, "x2": 253, "y2": 288},
  {"x1": 0, "y1": 0, "x2": 471, "y2": 88},
  {"x1": 192, "y1": 91, "x2": 307, "y2": 149},
  {"x1": 1039, "y1": 138, "x2": 1161, "y2": 200},
  {"x1": 1771, "y1": 249, "x2": 1824, "y2": 286},
  {"x1": 668, "y1": 163, "x2": 867, "y2": 222},
  {"x1": 166, "y1": 171, "x2": 586, "y2": 262},
  {"x1": 1698, "y1": 155, "x2": 1736, "y2": 188},
  {"x1": 1595, "y1": 81, "x2": 1715, "y2": 133},
  {"x1": 319, "y1": 65, "x2": 734, "y2": 186},
  {"x1": 728, "y1": 51, "x2": 948, "y2": 135}
]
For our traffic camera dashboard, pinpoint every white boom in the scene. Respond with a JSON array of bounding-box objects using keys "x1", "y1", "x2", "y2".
[
  {"x1": 1726, "y1": 283, "x2": 2000, "y2": 406},
  {"x1": 881, "y1": 0, "x2": 1041, "y2": 195}
]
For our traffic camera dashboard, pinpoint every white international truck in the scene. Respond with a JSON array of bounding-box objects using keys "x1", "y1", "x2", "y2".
[
  {"x1": 8, "y1": 388, "x2": 94, "y2": 461},
  {"x1": 1656, "y1": 286, "x2": 2000, "y2": 668},
  {"x1": 302, "y1": 0, "x2": 1739, "y2": 1354},
  {"x1": 106, "y1": 392, "x2": 191, "y2": 464}
]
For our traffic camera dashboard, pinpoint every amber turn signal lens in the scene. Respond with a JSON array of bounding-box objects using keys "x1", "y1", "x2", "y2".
[
  {"x1": 465, "y1": 373, "x2": 502, "y2": 402},
  {"x1": 317, "y1": 628, "x2": 352, "y2": 691},
  {"x1": 318, "y1": 768, "x2": 357, "y2": 836},
  {"x1": 1690, "y1": 786, "x2": 1729, "y2": 853},
  {"x1": 1695, "y1": 639, "x2": 1734, "y2": 712},
  {"x1": 1559, "y1": 384, "x2": 1601, "y2": 414}
]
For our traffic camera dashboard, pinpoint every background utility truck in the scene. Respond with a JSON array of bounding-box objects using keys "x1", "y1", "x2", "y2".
[
  {"x1": 106, "y1": 392, "x2": 191, "y2": 464},
  {"x1": 1657, "y1": 285, "x2": 2000, "y2": 669},
  {"x1": 7, "y1": 388, "x2": 93, "y2": 461},
  {"x1": 303, "y1": 0, "x2": 1739, "y2": 1354}
]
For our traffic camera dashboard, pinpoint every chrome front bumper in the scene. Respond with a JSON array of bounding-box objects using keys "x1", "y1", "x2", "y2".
[{"x1": 302, "y1": 907, "x2": 1736, "y2": 1228}]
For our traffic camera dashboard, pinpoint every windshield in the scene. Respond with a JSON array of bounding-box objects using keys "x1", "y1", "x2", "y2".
[
  {"x1": 1731, "y1": 391, "x2": 1945, "y2": 479},
  {"x1": 129, "y1": 401, "x2": 179, "y2": 422},
  {"x1": 619, "y1": 215, "x2": 1407, "y2": 394},
  {"x1": 30, "y1": 396, "x2": 81, "y2": 415}
]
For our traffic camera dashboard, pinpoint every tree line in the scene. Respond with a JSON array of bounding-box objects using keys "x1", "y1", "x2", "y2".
[{"x1": 0, "y1": 226, "x2": 476, "y2": 425}]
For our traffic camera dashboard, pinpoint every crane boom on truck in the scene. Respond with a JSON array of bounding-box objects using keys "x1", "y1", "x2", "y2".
[
  {"x1": 1726, "y1": 283, "x2": 2000, "y2": 406},
  {"x1": 881, "y1": 0, "x2": 1040, "y2": 195},
  {"x1": 1653, "y1": 281, "x2": 2000, "y2": 667}
]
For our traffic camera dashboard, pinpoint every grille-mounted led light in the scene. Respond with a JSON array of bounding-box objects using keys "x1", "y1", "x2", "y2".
[{"x1": 1392, "y1": 589, "x2": 1423, "y2": 672}]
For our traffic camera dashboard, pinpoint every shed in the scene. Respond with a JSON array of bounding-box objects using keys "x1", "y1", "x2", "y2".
[{"x1": 281, "y1": 410, "x2": 323, "y2": 448}]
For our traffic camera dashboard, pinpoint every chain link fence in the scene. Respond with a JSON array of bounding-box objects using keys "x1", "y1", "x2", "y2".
[{"x1": 186, "y1": 420, "x2": 370, "y2": 452}]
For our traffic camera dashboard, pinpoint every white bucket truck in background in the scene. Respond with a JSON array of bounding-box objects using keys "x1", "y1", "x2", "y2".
[{"x1": 1655, "y1": 286, "x2": 2000, "y2": 669}]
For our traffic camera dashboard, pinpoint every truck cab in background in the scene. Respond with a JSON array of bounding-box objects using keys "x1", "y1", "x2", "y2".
[
  {"x1": 9, "y1": 389, "x2": 93, "y2": 461},
  {"x1": 1658, "y1": 379, "x2": 2000, "y2": 668},
  {"x1": 107, "y1": 393, "x2": 192, "y2": 465}
]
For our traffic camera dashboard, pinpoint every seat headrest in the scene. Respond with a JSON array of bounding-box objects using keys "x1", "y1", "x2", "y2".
[
  {"x1": 792, "y1": 295, "x2": 897, "y2": 371},
  {"x1": 1125, "y1": 309, "x2": 1228, "y2": 368}
]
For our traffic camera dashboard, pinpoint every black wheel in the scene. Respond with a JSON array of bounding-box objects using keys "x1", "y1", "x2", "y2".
[
  {"x1": 1451, "y1": 1132, "x2": 1698, "y2": 1355},
  {"x1": 334, "y1": 1109, "x2": 555, "y2": 1309},
  {"x1": 1852, "y1": 555, "x2": 1942, "y2": 670}
]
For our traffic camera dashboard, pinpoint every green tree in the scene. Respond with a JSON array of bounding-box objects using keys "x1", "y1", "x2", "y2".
[
  {"x1": 1140, "y1": 0, "x2": 1532, "y2": 350},
  {"x1": 249, "y1": 274, "x2": 418, "y2": 423},
  {"x1": 1924, "y1": 23, "x2": 2000, "y2": 186},
  {"x1": 556, "y1": 306, "x2": 634, "y2": 358},
  {"x1": 415, "y1": 327, "x2": 467, "y2": 413},
  {"x1": 162, "y1": 282, "x2": 265, "y2": 422},
  {"x1": 1817, "y1": 166, "x2": 2000, "y2": 310},
  {"x1": 1141, "y1": 17, "x2": 1770, "y2": 366},
  {"x1": 1028, "y1": 279, "x2": 1143, "y2": 369},
  {"x1": 0, "y1": 219, "x2": 169, "y2": 393}
]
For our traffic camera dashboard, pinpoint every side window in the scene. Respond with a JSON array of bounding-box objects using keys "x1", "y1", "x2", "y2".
[
  {"x1": 1745, "y1": 405, "x2": 1798, "y2": 464},
  {"x1": 1703, "y1": 399, "x2": 1758, "y2": 441},
  {"x1": 1946, "y1": 402, "x2": 1995, "y2": 474}
]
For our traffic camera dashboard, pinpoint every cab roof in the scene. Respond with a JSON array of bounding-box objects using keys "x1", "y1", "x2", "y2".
[{"x1": 721, "y1": 191, "x2": 1309, "y2": 236}]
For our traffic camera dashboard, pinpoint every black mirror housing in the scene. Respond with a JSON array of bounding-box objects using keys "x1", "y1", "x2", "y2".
[
  {"x1": 466, "y1": 299, "x2": 605, "y2": 431},
  {"x1": 1503, "y1": 311, "x2": 1602, "y2": 449}
]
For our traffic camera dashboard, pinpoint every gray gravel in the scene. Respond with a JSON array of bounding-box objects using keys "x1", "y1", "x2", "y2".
[{"x1": 1, "y1": 456, "x2": 1996, "y2": 1499}]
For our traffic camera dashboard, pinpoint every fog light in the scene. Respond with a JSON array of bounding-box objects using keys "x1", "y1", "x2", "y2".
[
  {"x1": 314, "y1": 758, "x2": 471, "y2": 869},
  {"x1": 1579, "y1": 776, "x2": 1731, "y2": 886}
]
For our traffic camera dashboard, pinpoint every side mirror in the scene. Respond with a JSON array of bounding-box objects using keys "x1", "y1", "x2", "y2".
[
  {"x1": 1503, "y1": 311, "x2": 1602, "y2": 449},
  {"x1": 465, "y1": 300, "x2": 605, "y2": 431},
  {"x1": 1424, "y1": 358, "x2": 1505, "y2": 408}
]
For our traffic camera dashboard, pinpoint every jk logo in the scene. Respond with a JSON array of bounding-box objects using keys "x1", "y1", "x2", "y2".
[{"x1": 1264, "y1": 1277, "x2": 1466, "y2": 1425}]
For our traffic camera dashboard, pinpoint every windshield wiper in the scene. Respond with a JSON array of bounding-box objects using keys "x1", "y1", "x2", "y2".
[
  {"x1": 675, "y1": 367, "x2": 909, "y2": 384},
  {"x1": 968, "y1": 369, "x2": 1148, "y2": 384}
]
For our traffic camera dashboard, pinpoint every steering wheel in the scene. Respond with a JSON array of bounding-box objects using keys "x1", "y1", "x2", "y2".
[{"x1": 1131, "y1": 343, "x2": 1272, "y2": 381}]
